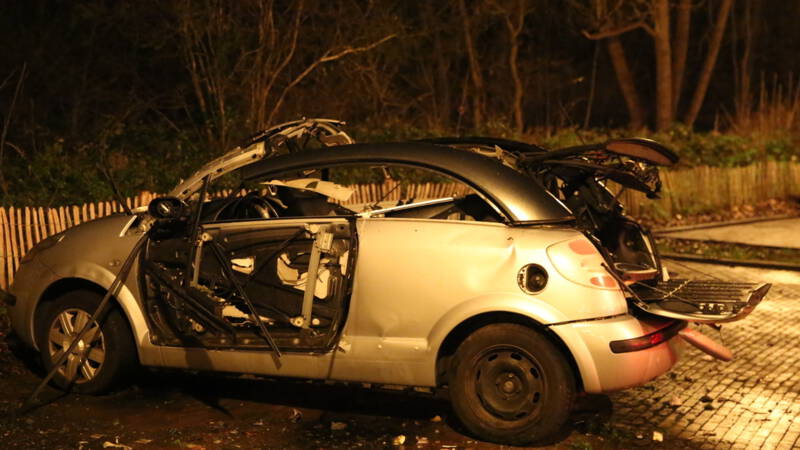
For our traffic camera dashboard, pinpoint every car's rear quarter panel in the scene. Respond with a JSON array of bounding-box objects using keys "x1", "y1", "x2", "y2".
[{"x1": 329, "y1": 217, "x2": 630, "y2": 387}]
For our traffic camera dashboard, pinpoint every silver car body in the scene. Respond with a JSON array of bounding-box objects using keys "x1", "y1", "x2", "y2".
[
  {"x1": 10, "y1": 212, "x2": 680, "y2": 393},
  {"x1": 9, "y1": 120, "x2": 682, "y2": 395}
]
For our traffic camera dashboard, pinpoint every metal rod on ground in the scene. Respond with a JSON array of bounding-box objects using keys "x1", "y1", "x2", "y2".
[{"x1": 19, "y1": 233, "x2": 149, "y2": 413}]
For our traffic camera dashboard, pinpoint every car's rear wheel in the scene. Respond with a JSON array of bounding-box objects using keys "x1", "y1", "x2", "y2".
[
  {"x1": 449, "y1": 323, "x2": 575, "y2": 445},
  {"x1": 36, "y1": 290, "x2": 137, "y2": 394}
]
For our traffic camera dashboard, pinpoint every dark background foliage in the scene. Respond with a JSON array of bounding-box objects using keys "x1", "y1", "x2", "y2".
[{"x1": 1, "y1": 0, "x2": 798, "y2": 205}]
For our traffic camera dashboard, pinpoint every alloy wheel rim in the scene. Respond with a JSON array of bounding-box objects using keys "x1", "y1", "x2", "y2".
[
  {"x1": 47, "y1": 308, "x2": 106, "y2": 384},
  {"x1": 473, "y1": 347, "x2": 545, "y2": 421}
]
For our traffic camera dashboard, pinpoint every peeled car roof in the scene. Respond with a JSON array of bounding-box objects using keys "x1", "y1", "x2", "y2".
[{"x1": 241, "y1": 142, "x2": 573, "y2": 224}]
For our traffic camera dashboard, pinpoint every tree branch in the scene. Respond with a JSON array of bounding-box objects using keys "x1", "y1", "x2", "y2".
[
  {"x1": 267, "y1": 34, "x2": 397, "y2": 124},
  {"x1": 258, "y1": 0, "x2": 304, "y2": 128},
  {"x1": 582, "y1": 20, "x2": 646, "y2": 40},
  {"x1": 0, "y1": 63, "x2": 27, "y2": 199}
]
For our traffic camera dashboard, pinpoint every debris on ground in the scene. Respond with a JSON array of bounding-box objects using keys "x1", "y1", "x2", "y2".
[
  {"x1": 700, "y1": 395, "x2": 713, "y2": 403},
  {"x1": 430, "y1": 415, "x2": 442, "y2": 422},
  {"x1": 102, "y1": 440, "x2": 132, "y2": 450},
  {"x1": 392, "y1": 434, "x2": 406, "y2": 445},
  {"x1": 416, "y1": 436, "x2": 429, "y2": 444},
  {"x1": 653, "y1": 431, "x2": 663, "y2": 442},
  {"x1": 288, "y1": 408, "x2": 302, "y2": 423},
  {"x1": 330, "y1": 421, "x2": 347, "y2": 431}
]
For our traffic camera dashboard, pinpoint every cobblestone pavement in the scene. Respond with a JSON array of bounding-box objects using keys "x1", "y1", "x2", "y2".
[{"x1": 606, "y1": 261, "x2": 800, "y2": 450}]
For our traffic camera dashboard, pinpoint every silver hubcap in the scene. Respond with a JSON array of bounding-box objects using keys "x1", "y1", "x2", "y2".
[{"x1": 47, "y1": 308, "x2": 105, "y2": 384}]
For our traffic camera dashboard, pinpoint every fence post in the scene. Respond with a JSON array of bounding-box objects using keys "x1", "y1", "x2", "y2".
[
  {"x1": 0, "y1": 208, "x2": 6, "y2": 291},
  {"x1": 31, "y1": 206, "x2": 41, "y2": 244},
  {"x1": 22, "y1": 207, "x2": 32, "y2": 252},
  {"x1": 8, "y1": 208, "x2": 18, "y2": 277}
]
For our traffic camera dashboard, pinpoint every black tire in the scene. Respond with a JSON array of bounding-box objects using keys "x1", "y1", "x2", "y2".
[
  {"x1": 449, "y1": 323, "x2": 576, "y2": 445},
  {"x1": 35, "y1": 289, "x2": 137, "y2": 394}
]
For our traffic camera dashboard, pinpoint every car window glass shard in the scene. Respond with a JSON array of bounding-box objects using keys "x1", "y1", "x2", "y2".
[
  {"x1": 231, "y1": 256, "x2": 254, "y2": 275},
  {"x1": 221, "y1": 304, "x2": 275, "y2": 327},
  {"x1": 263, "y1": 178, "x2": 354, "y2": 202}
]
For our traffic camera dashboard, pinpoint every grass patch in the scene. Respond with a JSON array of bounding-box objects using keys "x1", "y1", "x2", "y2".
[{"x1": 656, "y1": 237, "x2": 800, "y2": 264}]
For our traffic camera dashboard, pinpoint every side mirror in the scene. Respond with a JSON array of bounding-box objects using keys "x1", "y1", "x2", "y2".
[{"x1": 148, "y1": 197, "x2": 188, "y2": 220}]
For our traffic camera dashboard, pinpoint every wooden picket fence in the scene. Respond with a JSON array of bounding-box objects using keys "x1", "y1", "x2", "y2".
[
  {"x1": 0, "y1": 191, "x2": 161, "y2": 292},
  {"x1": 616, "y1": 160, "x2": 800, "y2": 218},
  {"x1": 1, "y1": 163, "x2": 799, "y2": 291},
  {"x1": 0, "y1": 182, "x2": 469, "y2": 291}
]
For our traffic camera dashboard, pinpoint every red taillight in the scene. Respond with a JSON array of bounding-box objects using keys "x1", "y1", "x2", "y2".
[
  {"x1": 609, "y1": 322, "x2": 686, "y2": 353},
  {"x1": 568, "y1": 239, "x2": 596, "y2": 255},
  {"x1": 547, "y1": 237, "x2": 619, "y2": 290},
  {"x1": 649, "y1": 332, "x2": 664, "y2": 345},
  {"x1": 590, "y1": 275, "x2": 617, "y2": 288}
]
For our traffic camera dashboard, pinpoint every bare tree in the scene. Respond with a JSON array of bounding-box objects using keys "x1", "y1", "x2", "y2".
[
  {"x1": 579, "y1": 0, "x2": 736, "y2": 130},
  {"x1": 579, "y1": 0, "x2": 649, "y2": 129},
  {"x1": 730, "y1": 0, "x2": 763, "y2": 126},
  {"x1": 684, "y1": 0, "x2": 734, "y2": 127},
  {"x1": 175, "y1": 0, "x2": 395, "y2": 151},
  {"x1": 490, "y1": 0, "x2": 532, "y2": 133},
  {"x1": 0, "y1": 65, "x2": 26, "y2": 201},
  {"x1": 671, "y1": 0, "x2": 691, "y2": 114},
  {"x1": 652, "y1": 0, "x2": 673, "y2": 129},
  {"x1": 266, "y1": 34, "x2": 396, "y2": 125},
  {"x1": 457, "y1": 0, "x2": 487, "y2": 128},
  {"x1": 606, "y1": 36, "x2": 646, "y2": 129}
]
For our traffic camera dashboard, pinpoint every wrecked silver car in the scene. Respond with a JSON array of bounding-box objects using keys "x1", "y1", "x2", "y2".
[{"x1": 6, "y1": 119, "x2": 770, "y2": 445}]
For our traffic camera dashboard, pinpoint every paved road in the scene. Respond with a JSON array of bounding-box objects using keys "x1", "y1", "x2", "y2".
[
  {"x1": 661, "y1": 218, "x2": 800, "y2": 249},
  {"x1": 608, "y1": 260, "x2": 800, "y2": 449}
]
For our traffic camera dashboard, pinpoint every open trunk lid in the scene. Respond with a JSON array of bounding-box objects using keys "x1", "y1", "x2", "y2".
[
  {"x1": 630, "y1": 279, "x2": 771, "y2": 324},
  {"x1": 428, "y1": 135, "x2": 772, "y2": 325}
]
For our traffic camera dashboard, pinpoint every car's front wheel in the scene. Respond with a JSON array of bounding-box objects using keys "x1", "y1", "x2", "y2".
[
  {"x1": 36, "y1": 290, "x2": 137, "y2": 394},
  {"x1": 449, "y1": 323, "x2": 576, "y2": 445}
]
